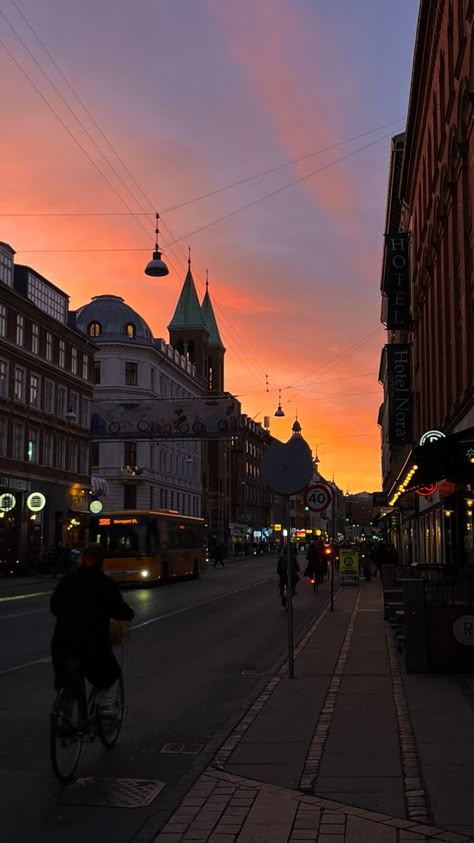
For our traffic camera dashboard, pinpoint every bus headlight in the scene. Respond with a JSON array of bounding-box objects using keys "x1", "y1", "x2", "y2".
[{"x1": 141, "y1": 569, "x2": 149, "y2": 578}]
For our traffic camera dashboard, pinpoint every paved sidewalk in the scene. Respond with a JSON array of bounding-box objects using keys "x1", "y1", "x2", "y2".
[{"x1": 153, "y1": 579, "x2": 474, "y2": 842}]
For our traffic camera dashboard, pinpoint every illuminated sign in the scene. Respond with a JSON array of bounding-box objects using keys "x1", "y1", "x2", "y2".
[
  {"x1": 26, "y1": 492, "x2": 46, "y2": 512},
  {"x1": 89, "y1": 500, "x2": 103, "y2": 514},
  {"x1": 99, "y1": 518, "x2": 111, "y2": 526},
  {"x1": 415, "y1": 483, "x2": 438, "y2": 497},
  {"x1": 0, "y1": 493, "x2": 16, "y2": 512},
  {"x1": 384, "y1": 232, "x2": 410, "y2": 330},
  {"x1": 419, "y1": 430, "x2": 445, "y2": 446},
  {"x1": 112, "y1": 518, "x2": 138, "y2": 525},
  {"x1": 273, "y1": 524, "x2": 282, "y2": 531}
]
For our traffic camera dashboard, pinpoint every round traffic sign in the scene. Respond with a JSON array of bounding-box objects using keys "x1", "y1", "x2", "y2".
[{"x1": 304, "y1": 482, "x2": 332, "y2": 513}]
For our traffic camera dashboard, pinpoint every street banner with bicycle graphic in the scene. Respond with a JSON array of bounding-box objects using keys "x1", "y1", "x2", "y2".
[{"x1": 91, "y1": 397, "x2": 240, "y2": 440}]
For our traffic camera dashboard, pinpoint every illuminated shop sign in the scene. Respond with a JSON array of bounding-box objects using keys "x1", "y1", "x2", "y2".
[
  {"x1": 26, "y1": 492, "x2": 46, "y2": 512},
  {"x1": 0, "y1": 493, "x2": 16, "y2": 512}
]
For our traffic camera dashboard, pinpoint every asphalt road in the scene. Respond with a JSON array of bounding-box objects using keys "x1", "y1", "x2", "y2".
[{"x1": 0, "y1": 555, "x2": 333, "y2": 843}]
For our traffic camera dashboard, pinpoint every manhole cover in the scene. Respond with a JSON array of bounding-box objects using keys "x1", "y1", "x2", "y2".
[
  {"x1": 60, "y1": 777, "x2": 165, "y2": 808},
  {"x1": 160, "y1": 742, "x2": 203, "y2": 754}
]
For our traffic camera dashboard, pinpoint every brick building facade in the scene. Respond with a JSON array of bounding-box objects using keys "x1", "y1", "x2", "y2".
[{"x1": 379, "y1": 1, "x2": 474, "y2": 564}]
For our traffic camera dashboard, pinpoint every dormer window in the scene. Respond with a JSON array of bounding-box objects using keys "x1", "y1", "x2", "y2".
[
  {"x1": 126, "y1": 323, "x2": 136, "y2": 338},
  {"x1": 88, "y1": 321, "x2": 102, "y2": 337}
]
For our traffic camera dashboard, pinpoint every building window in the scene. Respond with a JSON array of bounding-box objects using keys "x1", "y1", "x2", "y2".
[
  {"x1": 0, "y1": 304, "x2": 6, "y2": 337},
  {"x1": 27, "y1": 272, "x2": 67, "y2": 322},
  {"x1": 123, "y1": 484, "x2": 137, "y2": 509},
  {"x1": 125, "y1": 361, "x2": 138, "y2": 386},
  {"x1": 56, "y1": 437, "x2": 65, "y2": 469},
  {"x1": 29, "y1": 373, "x2": 41, "y2": 408},
  {"x1": 88, "y1": 321, "x2": 102, "y2": 337},
  {"x1": 125, "y1": 323, "x2": 136, "y2": 338},
  {"x1": 16, "y1": 315, "x2": 24, "y2": 346},
  {"x1": 124, "y1": 441, "x2": 137, "y2": 465},
  {"x1": 44, "y1": 380, "x2": 54, "y2": 414},
  {"x1": 94, "y1": 362, "x2": 101, "y2": 385},
  {"x1": 27, "y1": 428, "x2": 39, "y2": 463},
  {"x1": 0, "y1": 416, "x2": 7, "y2": 456},
  {"x1": 0, "y1": 251, "x2": 13, "y2": 287},
  {"x1": 71, "y1": 347, "x2": 77, "y2": 375},
  {"x1": 57, "y1": 386, "x2": 66, "y2": 417},
  {"x1": 82, "y1": 354, "x2": 89, "y2": 381},
  {"x1": 46, "y1": 331, "x2": 53, "y2": 361},
  {"x1": 44, "y1": 431, "x2": 53, "y2": 466},
  {"x1": 69, "y1": 391, "x2": 79, "y2": 419},
  {"x1": 80, "y1": 397, "x2": 90, "y2": 428},
  {"x1": 32, "y1": 323, "x2": 39, "y2": 355},
  {"x1": 91, "y1": 442, "x2": 100, "y2": 466},
  {"x1": 14, "y1": 366, "x2": 26, "y2": 402},
  {"x1": 0, "y1": 359, "x2": 8, "y2": 398},
  {"x1": 80, "y1": 445, "x2": 89, "y2": 474},
  {"x1": 68, "y1": 439, "x2": 78, "y2": 472},
  {"x1": 13, "y1": 422, "x2": 24, "y2": 460},
  {"x1": 59, "y1": 340, "x2": 65, "y2": 368}
]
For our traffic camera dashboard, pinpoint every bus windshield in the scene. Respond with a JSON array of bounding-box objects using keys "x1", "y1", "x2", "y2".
[{"x1": 90, "y1": 516, "x2": 149, "y2": 558}]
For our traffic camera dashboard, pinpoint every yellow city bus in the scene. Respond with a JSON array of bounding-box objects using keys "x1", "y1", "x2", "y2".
[{"x1": 89, "y1": 510, "x2": 207, "y2": 585}]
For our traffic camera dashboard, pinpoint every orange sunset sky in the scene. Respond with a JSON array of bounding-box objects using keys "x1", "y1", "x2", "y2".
[{"x1": 0, "y1": 0, "x2": 419, "y2": 492}]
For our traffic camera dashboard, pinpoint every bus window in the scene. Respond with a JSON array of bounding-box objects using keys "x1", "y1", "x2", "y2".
[
  {"x1": 149, "y1": 518, "x2": 161, "y2": 552},
  {"x1": 92, "y1": 518, "x2": 148, "y2": 557}
]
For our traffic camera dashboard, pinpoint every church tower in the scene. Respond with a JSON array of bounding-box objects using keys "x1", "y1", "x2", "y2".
[
  {"x1": 168, "y1": 253, "x2": 209, "y2": 383},
  {"x1": 201, "y1": 272, "x2": 225, "y2": 394}
]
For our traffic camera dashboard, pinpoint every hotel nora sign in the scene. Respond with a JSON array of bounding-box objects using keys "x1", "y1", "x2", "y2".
[
  {"x1": 387, "y1": 344, "x2": 412, "y2": 446},
  {"x1": 384, "y1": 232, "x2": 410, "y2": 330}
]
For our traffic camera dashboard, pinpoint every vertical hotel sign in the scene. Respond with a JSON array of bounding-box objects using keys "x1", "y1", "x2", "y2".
[
  {"x1": 384, "y1": 232, "x2": 410, "y2": 330},
  {"x1": 387, "y1": 344, "x2": 412, "y2": 445}
]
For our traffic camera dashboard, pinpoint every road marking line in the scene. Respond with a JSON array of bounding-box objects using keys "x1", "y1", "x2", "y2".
[
  {"x1": 0, "y1": 608, "x2": 49, "y2": 621},
  {"x1": 131, "y1": 577, "x2": 274, "y2": 630},
  {"x1": 0, "y1": 656, "x2": 51, "y2": 676},
  {"x1": 0, "y1": 590, "x2": 51, "y2": 603},
  {"x1": 0, "y1": 577, "x2": 275, "y2": 676}
]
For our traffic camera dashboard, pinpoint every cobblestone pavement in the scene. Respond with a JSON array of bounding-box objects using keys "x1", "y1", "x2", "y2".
[{"x1": 155, "y1": 768, "x2": 473, "y2": 842}]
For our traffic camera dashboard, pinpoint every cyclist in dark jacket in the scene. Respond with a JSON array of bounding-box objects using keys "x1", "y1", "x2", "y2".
[
  {"x1": 50, "y1": 544, "x2": 134, "y2": 696},
  {"x1": 277, "y1": 544, "x2": 300, "y2": 605}
]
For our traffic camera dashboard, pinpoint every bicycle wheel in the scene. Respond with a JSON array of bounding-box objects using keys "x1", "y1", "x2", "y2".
[
  {"x1": 97, "y1": 675, "x2": 125, "y2": 749},
  {"x1": 50, "y1": 687, "x2": 85, "y2": 783}
]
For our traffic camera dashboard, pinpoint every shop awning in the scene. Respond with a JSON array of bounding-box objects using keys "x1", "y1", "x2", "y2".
[{"x1": 388, "y1": 427, "x2": 474, "y2": 506}]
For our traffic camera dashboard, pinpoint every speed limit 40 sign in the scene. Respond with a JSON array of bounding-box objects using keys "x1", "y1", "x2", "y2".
[{"x1": 304, "y1": 483, "x2": 332, "y2": 512}]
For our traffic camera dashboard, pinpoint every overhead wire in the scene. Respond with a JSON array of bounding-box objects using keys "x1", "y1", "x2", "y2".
[
  {"x1": 0, "y1": 119, "x2": 404, "y2": 218},
  {"x1": 0, "y1": 2, "x2": 272, "y2": 390},
  {"x1": 1, "y1": 3, "x2": 391, "y2": 405}
]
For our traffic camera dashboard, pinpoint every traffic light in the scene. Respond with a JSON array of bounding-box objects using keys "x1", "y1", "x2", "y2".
[
  {"x1": 304, "y1": 505, "x2": 309, "y2": 512},
  {"x1": 345, "y1": 516, "x2": 350, "y2": 522}
]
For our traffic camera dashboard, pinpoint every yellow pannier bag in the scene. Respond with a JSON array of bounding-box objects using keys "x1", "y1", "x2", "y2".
[{"x1": 109, "y1": 619, "x2": 129, "y2": 647}]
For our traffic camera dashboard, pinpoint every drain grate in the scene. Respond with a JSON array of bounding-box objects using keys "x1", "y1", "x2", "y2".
[
  {"x1": 160, "y1": 742, "x2": 203, "y2": 754},
  {"x1": 60, "y1": 777, "x2": 165, "y2": 808}
]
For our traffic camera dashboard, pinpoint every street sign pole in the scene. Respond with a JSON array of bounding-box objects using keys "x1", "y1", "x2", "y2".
[{"x1": 286, "y1": 495, "x2": 295, "y2": 679}]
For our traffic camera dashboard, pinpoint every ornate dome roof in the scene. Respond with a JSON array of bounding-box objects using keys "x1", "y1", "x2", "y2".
[{"x1": 75, "y1": 295, "x2": 153, "y2": 344}]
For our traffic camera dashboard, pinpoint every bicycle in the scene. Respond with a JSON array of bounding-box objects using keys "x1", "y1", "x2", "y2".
[{"x1": 50, "y1": 624, "x2": 128, "y2": 783}]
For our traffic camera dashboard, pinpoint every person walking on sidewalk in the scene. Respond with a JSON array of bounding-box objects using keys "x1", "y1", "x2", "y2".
[{"x1": 213, "y1": 541, "x2": 226, "y2": 567}]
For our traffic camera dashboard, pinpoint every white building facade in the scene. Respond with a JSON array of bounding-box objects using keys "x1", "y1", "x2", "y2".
[{"x1": 73, "y1": 295, "x2": 203, "y2": 517}]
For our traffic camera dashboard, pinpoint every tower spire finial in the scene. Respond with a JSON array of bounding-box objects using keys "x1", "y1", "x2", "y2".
[
  {"x1": 205, "y1": 269, "x2": 209, "y2": 291},
  {"x1": 188, "y1": 245, "x2": 191, "y2": 269}
]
